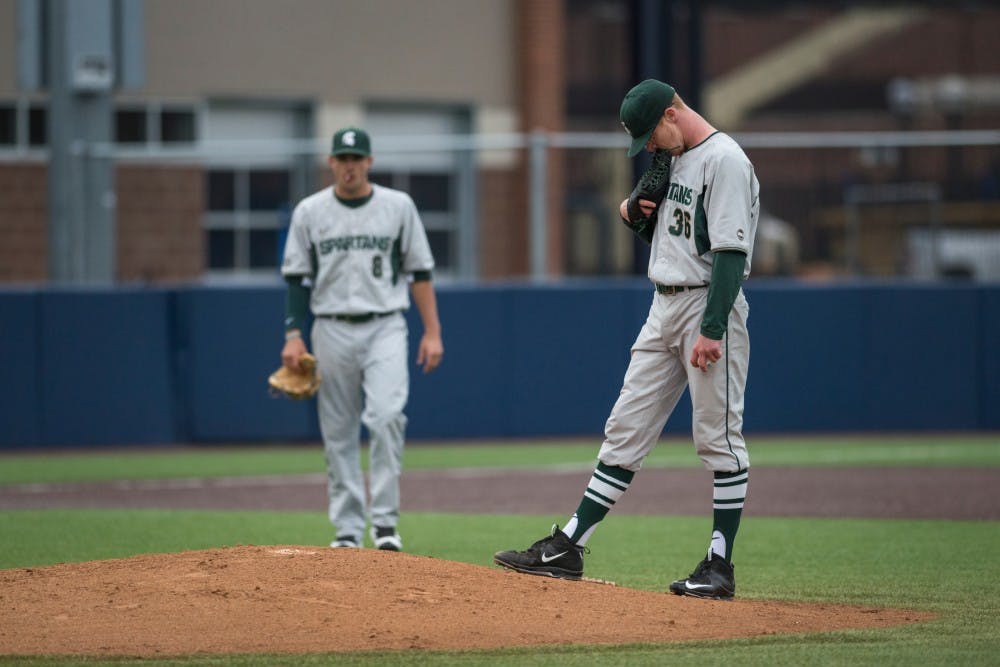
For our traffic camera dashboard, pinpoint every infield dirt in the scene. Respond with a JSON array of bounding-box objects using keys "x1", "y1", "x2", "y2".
[
  {"x1": 3, "y1": 462, "x2": 980, "y2": 657},
  {"x1": 0, "y1": 545, "x2": 933, "y2": 657}
]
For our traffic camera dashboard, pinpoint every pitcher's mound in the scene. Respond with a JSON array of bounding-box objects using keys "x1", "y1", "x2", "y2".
[{"x1": 1, "y1": 545, "x2": 931, "y2": 657}]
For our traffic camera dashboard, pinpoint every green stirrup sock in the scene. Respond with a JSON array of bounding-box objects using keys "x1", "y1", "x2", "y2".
[
  {"x1": 711, "y1": 469, "x2": 748, "y2": 562},
  {"x1": 564, "y1": 462, "x2": 635, "y2": 545}
]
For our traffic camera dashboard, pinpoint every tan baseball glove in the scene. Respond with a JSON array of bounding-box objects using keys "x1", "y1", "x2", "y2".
[{"x1": 268, "y1": 353, "x2": 321, "y2": 399}]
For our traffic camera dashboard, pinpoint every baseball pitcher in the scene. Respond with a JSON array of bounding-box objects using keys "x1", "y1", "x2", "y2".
[{"x1": 495, "y1": 79, "x2": 759, "y2": 600}]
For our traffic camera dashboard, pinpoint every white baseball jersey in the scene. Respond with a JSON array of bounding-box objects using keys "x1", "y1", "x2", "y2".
[
  {"x1": 281, "y1": 184, "x2": 435, "y2": 315},
  {"x1": 648, "y1": 132, "x2": 759, "y2": 286}
]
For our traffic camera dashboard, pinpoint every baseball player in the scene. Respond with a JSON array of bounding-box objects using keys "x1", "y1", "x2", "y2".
[
  {"x1": 495, "y1": 79, "x2": 758, "y2": 600},
  {"x1": 280, "y1": 126, "x2": 443, "y2": 551}
]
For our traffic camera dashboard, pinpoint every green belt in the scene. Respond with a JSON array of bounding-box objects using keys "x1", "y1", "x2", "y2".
[
  {"x1": 323, "y1": 311, "x2": 398, "y2": 324},
  {"x1": 655, "y1": 283, "x2": 708, "y2": 296}
]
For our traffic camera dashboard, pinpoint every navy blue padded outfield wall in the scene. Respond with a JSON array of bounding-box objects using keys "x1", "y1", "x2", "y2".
[{"x1": 1, "y1": 280, "x2": 997, "y2": 449}]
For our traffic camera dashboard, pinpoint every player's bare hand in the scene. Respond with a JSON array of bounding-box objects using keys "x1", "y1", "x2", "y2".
[
  {"x1": 417, "y1": 332, "x2": 443, "y2": 374},
  {"x1": 281, "y1": 335, "x2": 309, "y2": 370},
  {"x1": 690, "y1": 334, "x2": 722, "y2": 373}
]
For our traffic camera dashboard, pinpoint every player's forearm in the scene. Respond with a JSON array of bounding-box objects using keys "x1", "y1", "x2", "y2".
[
  {"x1": 409, "y1": 279, "x2": 441, "y2": 335},
  {"x1": 284, "y1": 275, "x2": 311, "y2": 332},
  {"x1": 700, "y1": 250, "x2": 746, "y2": 340},
  {"x1": 618, "y1": 198, "x2": 656, "y2": 245}
]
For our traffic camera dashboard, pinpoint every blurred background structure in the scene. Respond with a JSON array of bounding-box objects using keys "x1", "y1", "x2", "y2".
[
  {"x1": 2, "y1": 1, "x2": 1000, "y2": 448},
  {"x1": 1, "y1": 0, "x2": 999, "y2": 285}
]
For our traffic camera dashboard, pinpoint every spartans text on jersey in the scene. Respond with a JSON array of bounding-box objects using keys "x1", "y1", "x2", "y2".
[
  {"x1": 319, "y1": 235, "x2": 394, "y2": 255},
  {"x1": 666, "y1": 182, "x2": 694, "y2": 206}
]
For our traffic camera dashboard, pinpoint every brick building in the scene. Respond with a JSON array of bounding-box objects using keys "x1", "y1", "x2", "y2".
[{"x1": 1, "y1": 1, "x2": 999, "y2": 284}]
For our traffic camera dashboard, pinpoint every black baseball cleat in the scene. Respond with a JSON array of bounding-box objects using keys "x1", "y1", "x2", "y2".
[
  {"x1": 330, "y1": 535, "x2": 360, "y2": 548},
  {"x1": 669, "y1": 553, "x2": 736, "y2": 600},
  {"x1": 370, "y1": 525, "x2": 402, "y2": 551},
  {"x1": 493, "y1": 525, "x2": 585, "y2": 580}
]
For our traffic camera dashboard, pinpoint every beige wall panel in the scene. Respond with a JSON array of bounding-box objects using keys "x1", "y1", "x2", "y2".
[
  {"x1": 144, "y1": 0, "x2": 514, "y2": 106},
  {"x1": 0, "y1": 0, "x2": 17, "y2": 92}
]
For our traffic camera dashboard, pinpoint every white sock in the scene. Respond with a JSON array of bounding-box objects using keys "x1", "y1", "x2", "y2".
[
  {"x1": 575, "y1": 523, "x2": 598, "y2": 546},
  {"x1": 560, "y1": 515, "x2": 599, "y2": 546},
  {"x1": 708, "y1": 530, "x2": 727, "y2": 560}
]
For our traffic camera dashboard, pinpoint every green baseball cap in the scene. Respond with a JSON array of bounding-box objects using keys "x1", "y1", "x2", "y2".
[
  {"x1": 331, "y1": 127, "x2": 371, "y2": 157},
  {"x1": 619, "y1": 79, "x2": 676, "y2": 157}
]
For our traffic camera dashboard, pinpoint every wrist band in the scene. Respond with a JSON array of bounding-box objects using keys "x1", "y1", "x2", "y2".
[{"x1": 285, "y1": 330, "x2": 302, "y2": 341}]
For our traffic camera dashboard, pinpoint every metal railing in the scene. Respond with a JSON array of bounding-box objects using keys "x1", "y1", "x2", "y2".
[{"x1": 3, "y1": 128, "x2": 1000, "y2": 282}]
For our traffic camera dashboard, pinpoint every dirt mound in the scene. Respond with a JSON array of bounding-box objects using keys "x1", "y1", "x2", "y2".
[{"x1": 0, "y1": 546, "x2": 932, "y2": 657}]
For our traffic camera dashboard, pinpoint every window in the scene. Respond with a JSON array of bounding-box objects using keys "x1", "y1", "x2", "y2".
[
  {"x1": 204, "y1": 166, "x2": 295, "y2": 273},
  {"x1": 370, "y1": 169, "x2": 457, "y2": 270},
  {"x1": 114, "y1": 104, "x2": 198, "y2": 145},
  {"x1": 249, "y1": 229, "x2": 280, "y2": 268},
  {"x1": 249, "y1": 170, "x2": 290, "y2": 211},
  {"x1": 160, "y1": 108, "x2": 196, "y2": 143},
  {"x1": 363, "y1": 106, "x2": 474, "y2": 278},
  {"x1": 207, "y1": 229, "x2": 236, "y2": 269},
  {"x1": 409, "y1": 173, "x2": 452, "y2": 212},
  {"x1": 2, "y1": 102, "x2": 194, "y2": 150},
  {"x1": 115, "y1": 109, "x2": 147, "y2": 144},
  {"x1": 0, "y1": 101, "x2": 199, "y2": 150},
  {"x1": 28, "y1": 106, "x2": 46, "y2": 146},
  {"x1": 207, "y1": 170, "x2": 237, "y2": 211},
  {"x1": 370, "y1": 171, "x2": 454, "y2": 214},
  {"x1": 202, "y1": 104, "x2": 310, "y2": 277},
  {"x1": 0, "y1": 105, "x2": 15, "y2": 145},
  {"x1": 205, "y1": 167, "x2": 293, "y2": 271},
  {"x1": 426, "y1": 230, "x2": 454, "y2": 266}
]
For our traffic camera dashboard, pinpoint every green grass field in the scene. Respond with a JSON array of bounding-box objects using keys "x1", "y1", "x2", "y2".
[
  {"x1": 2, "y1": 434, "x2": 998, "y2": 485},
  {"x1": 1, "y1": 435, "x2": 999, "y2": 666}
]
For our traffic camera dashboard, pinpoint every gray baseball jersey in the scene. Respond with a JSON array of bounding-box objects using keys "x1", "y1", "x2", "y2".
[
  {"x1": 600, "y1": 131, "x2": 758, "y2": 474},
  {"x1": 280, "y1": 182, "x2": 434, "y2": 545},
  {"x1": 281, "y1": 183, "x2": 435, "y2": 315},
  {"x1": 647, "y1": 132, "x2": 759, "y2": 286}
]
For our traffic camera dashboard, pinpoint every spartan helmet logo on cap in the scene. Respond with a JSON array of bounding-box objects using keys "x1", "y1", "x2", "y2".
[{"x1": 331, "y1": 127, "x2": 371, "y2": 156}]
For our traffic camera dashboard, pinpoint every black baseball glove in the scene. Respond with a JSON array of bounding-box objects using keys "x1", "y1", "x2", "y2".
[{"x1": 622, "y1": 149, "x2": 672, "y2": 245}]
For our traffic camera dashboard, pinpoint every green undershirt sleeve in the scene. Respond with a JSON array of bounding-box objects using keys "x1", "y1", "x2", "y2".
[
  {"x1": 700, "y1": 250, "x2": 747, "y2": 340},
  {"x1": 284, "y1": 275, "x2": 311, "y2": 332}
]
